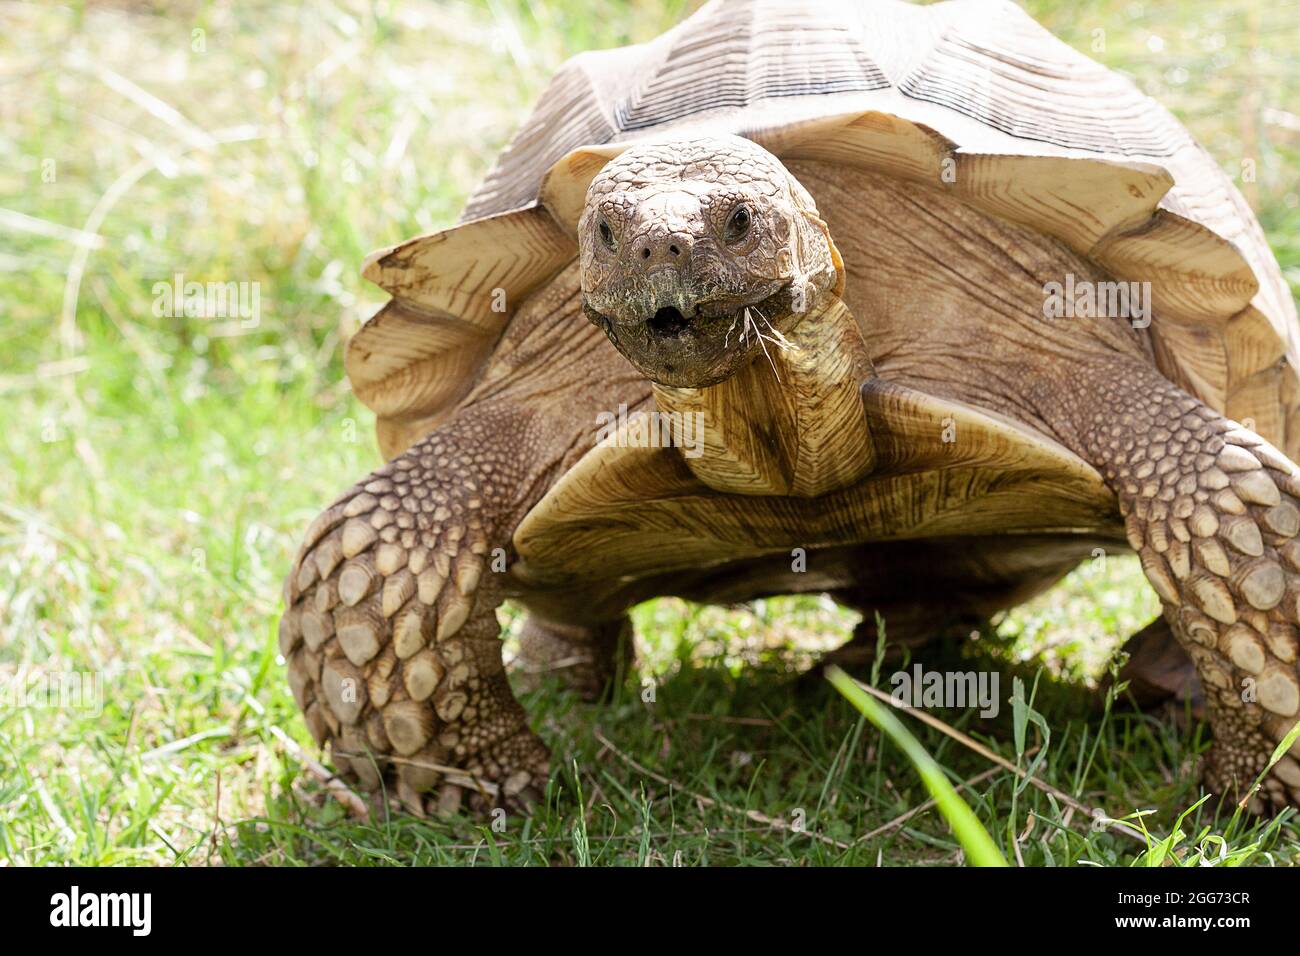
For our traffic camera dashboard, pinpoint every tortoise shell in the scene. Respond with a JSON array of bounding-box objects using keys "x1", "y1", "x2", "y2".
[{"x1": 348, "y1": 0, "x2": 1297, "y2": 470}]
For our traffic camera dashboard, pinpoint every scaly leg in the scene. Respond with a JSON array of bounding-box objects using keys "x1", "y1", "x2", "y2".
[
  {"x1": 1112, "y1": 616, "x2": 1203, "y2": 715},
  {"x1": 279, "y1": 405, "x2": 551, "y2": 815},
  {"x1": 512, "y1": 615, "x2": 634, "y2": 701},
  {"x1": 820, "y1": 597, "x2": 981, "y2": 670},
  {"x1": 1051, "y1": 358, "x2": 1300, "y2": 809}
]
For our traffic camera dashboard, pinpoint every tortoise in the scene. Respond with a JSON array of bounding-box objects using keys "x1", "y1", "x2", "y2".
[{"x1": 279, "y1": 0, "x2": 1300, "y2": 815}]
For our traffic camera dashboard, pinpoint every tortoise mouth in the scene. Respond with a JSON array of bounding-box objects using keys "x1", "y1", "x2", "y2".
[
  {"x1": 584, "y1": 281, "x2": 800, "y2": 388},
  {"x1": 639, "y1": 283, "x2": 791, "y2": 341},
  {"x1": 647, "y1": 305, "x2": 690, "y2": 338}
]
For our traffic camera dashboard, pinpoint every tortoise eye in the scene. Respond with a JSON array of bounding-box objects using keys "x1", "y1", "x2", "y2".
[
  {"x1": 725, "y1": 204, "x2": 752, "y2": 243},
  {"x1": 597, "y1": 218, "x2": 616, "y2": 250}
]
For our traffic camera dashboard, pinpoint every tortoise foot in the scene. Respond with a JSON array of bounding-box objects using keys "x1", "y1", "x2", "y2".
[
  {"x1": 1112, "y1": 616, "x2": 1205, "y2": 718},
  {"x1": 820, "y1": 604, "x2": 984, "y2": 673},
  {"x1": 512, "y1": 616, "x2": 633, "y2": 702},
  {"x1": 279, "y1": 415, "x2": 553, "y2": 816}
]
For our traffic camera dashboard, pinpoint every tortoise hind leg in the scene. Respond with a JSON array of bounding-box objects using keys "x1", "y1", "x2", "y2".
[
  {"x1": 821, "y1": 597, "x2": 981, "y2": 671},
  {"x1": 279, "y1": 404, "x2": 552, "y2": 815},
  {"x1": 1049, "y1": 357, "x2": 1300, "y2": 810},
  {"x1": 825, "y1": 544, "x2": 1084, "y2": 672},
  {"x1": 1111, "y1": 616, "x2": 1204, "y2": 715},
  {"x1": 512, "y1": 615, "x2": 634, "y2": 701}
]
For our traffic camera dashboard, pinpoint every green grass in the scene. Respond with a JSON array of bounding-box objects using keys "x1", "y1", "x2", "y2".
[
  {"x1": 1, "y1": 0, "x2": 1298, "y2": 866},
  {"x1": 827, "y1": 667, "x2": 1009, "y2": 866}
]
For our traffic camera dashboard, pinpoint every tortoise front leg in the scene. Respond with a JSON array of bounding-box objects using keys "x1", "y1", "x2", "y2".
[
  {"x1": 1052, "y1": 358, "x2": 1300, "y2": 810},
  {"x1": 278, "y1": 404, "x2": 551, "y2": 815}
]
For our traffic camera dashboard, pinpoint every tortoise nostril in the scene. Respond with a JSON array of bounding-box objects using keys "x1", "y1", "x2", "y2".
[{"x1": 640, "y1": 238, "x2": 689, "y2": 263}]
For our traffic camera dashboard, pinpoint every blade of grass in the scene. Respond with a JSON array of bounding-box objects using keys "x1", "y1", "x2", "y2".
[
  {"x1": 834, "y1": 668, "x2": 1147, "y2": 844},
  {"x1": 826, "y1": 666, "x2": 1008, "y2": 866},
  {"x1": 1237, "y1": 718, "x2": 1300, "y2": 811}
]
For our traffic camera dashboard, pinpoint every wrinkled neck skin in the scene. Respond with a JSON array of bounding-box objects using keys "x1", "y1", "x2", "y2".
[{"x1": 578, "y1": 135, "x2": 842, "y2": 389}]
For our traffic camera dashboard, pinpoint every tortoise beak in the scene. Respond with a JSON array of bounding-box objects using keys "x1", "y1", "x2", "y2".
[
  {"x1": 645, "y1": 305, "x2": 693, "y2": 339},
  {"x1": 583, "y1": 280, "x2": 799, "y2": 389}
]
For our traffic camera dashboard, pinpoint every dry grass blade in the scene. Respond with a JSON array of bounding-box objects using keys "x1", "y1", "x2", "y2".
[
  {"x1": 859, "y1": 760, "x2": 1017, "y2": 843},
  {"x1": 843, "y1": 675, "x2": 1147, "y2": 844},
  {"x1": 268, "y1": 726, "x2": 370, "y2": 820},
  {"x1": 594, "y1": 728, "x2": 852, "y2": 850}
]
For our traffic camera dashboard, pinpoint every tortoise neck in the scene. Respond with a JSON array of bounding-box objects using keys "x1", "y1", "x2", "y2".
[{"x1": 651, "y1": 294, "x2": 876, "y2": 497}]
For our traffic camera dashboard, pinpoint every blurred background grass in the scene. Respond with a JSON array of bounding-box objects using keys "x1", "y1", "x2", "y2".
[{"x1": 0, "y1": 0, "x2": 1297, "y2": 865}]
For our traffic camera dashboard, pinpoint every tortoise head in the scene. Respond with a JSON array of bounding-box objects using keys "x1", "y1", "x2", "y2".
[{"x1": 578, "y1": 135, "x2": 843, "y2": 388}]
